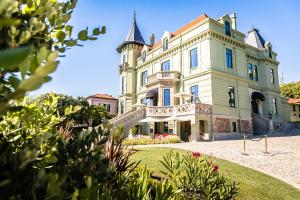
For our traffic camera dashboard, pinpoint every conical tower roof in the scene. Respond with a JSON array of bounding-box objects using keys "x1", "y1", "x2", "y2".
[
  {"x1": 117, "y1": 12, "x2": 145, "y2": 53},
  {"x1": 245, "y1": 28, "x2": 266, "y2": 49}
]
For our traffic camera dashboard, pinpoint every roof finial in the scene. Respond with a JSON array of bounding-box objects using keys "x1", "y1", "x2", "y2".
[{"x1": 133, "y1": 10, "x2": 136, "y2": 23}]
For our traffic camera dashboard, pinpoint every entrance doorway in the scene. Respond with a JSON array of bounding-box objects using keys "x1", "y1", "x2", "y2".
[
  {"x1": 180, "y1": 121, "x2": 191, "y2": 142},
  {"x1": 199, "y1": 120, "x2": 205, "y2": 140}
]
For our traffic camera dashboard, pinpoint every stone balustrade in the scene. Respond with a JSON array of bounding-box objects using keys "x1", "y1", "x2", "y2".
[
  {"x1": 146, "y1": 103, "x2": 212, "y2": 117},
  {"x1": 146, "y1": 71, "x2": 180, "y2": 86}
]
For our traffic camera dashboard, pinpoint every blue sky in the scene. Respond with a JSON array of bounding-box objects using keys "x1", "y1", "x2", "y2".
[{"x1": 33, "y1": 0, "x2": 300, "y2": 98}]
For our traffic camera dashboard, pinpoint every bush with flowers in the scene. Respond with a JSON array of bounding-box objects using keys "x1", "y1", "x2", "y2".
[{"x1": 160, "y1": 151, "x2": 239, "y2": 200}]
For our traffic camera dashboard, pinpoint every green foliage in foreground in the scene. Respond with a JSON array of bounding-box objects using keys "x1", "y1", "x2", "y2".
[
  {"x1": 280, "y1": 81, "x2": 300, "y2": 99},
  {"x1": 123, "y1": 136, "x2": 181, "y2": 146},
  {"x1": 131, "y1": 148, "x2": 300, "y2": 200},
  {"x1": 0, "y1": 0, "x2": 105, "y2": 113}
]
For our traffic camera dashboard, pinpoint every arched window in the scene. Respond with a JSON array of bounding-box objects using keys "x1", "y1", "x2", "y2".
[{"x1": 232, "y1": 121, "x2": 237, "y2": 132}]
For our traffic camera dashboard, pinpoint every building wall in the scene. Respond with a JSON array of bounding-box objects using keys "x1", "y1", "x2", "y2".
[{"x1": 88, "y1": 98, "x2": 118, "y2": 115}]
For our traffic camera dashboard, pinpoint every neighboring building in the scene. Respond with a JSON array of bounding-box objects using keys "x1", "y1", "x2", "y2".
[
  {"x1": 87, "y1": 94, "x2": 118, "y2": 115},
  {"x1": 287, "y1": 98, "x2": 300, "y2": 122},
  {"x1": 114, "y1": 12, "x2": 284, "y2": 141}
]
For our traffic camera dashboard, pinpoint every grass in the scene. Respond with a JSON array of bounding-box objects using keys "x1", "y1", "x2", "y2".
[{"x1": 130, "y1": 147, "x2": 300, "y2": 200}]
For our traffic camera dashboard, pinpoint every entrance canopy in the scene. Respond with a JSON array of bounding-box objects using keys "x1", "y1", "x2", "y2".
[
  {"x1": 251, "y1": 92, "x2": 265, "y2": 101},
  {"x1": 146, "y1": 89, "x2": 158, "y2": 98}
]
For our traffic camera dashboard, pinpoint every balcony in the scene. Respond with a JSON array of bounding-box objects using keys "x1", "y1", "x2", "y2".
[
  {"x1": 119, "y1": 62, "x2": 128, "y2": 73},
  {"x1": 145, "y1": 71, "x2": 180, "y2": 87},
  {"x1": 146, "y1": 103, "x2": 212, "y2": 118}
]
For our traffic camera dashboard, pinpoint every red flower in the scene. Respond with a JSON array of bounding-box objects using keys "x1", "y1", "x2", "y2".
[
  {"x1": 192, "y1": 152, "x2": 201, "y2": 158},
  {"x1": 212, "y1": 164, "x2": 219, "y2": 172}
]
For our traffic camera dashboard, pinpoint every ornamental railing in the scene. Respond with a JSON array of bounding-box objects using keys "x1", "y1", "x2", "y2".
[
  {"x1": 146, "y1": 71, "x2": 180, "y2": 84},
  {"x1": 146, "y1": 106, "x2": 174, "y2": 117}
]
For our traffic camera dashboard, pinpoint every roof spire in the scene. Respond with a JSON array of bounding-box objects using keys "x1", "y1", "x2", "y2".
[{"x1": 133, "y1": 10, "x2": 136, "y2": 23}]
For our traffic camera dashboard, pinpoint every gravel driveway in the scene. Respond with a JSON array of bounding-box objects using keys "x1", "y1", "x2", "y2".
[{"x1": 134, "y1": 135, "x2": 300, "y2": 189}]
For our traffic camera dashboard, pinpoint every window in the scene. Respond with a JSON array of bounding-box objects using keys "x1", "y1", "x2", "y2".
[
  {"x1": 161, "y1": 60, "x2": 170, "y2": 71},
  {"x1": 163, "y1": 122, "x2": 168, "y2": 132},
  {"x1": 121, "y1": 76, "x2": 125, "y2": 94},
  {"x1": 163, "y1": 38, "x2": 168, "y2": 51},
  {"x1": 299, "y1": 105, "x2": 300, "y2": 111},
  {"x1": 141, "y1": 70, "x2": 148, "y2": 86},
  {"x1": 228, "y1": 86, "x2": 235, "y2": 107},
  {"x1": 141, "y1": 98, "x2": 148, "y2": 105},
  {"x1": 163, "y1": 88, "x2": 171, "y2": 106},
  {"x1": 293, "y1": 105, "x2": 296, "y2": 111},
  {"x1": 273, "y1": 97, "x2": 277, "y2": 115},
  {"x1": 232, "y1": 122, "x2": 237, "y2": 132},
  {"x1": 268, "y1": 47, "x2": 272, "y2": 58},
  {"x1": 190, "y1": 48, "x2": 198, "y2": 68},
  {"x1": 226, "y1": 48, "x2": 233, "y2": 68},
  {"x1": 103, "y1": 104, "x2": 110, "y2": 112},
  {"x1": 122, "y1": 54, "x2": 126, "y2": 64},
  {"x1": 190, "y1": 85, "x2": 199, "y2": 103},
  {"x1": 142, "y1": 51, "x2": 146, "y2": 62},
  {"x1": 270, "y1": 68, "x2": 275, "y2": 84},
  {"x1": 224, "y1": 21, "x2": 231, "y2": 36},
  {"x1": 253, "y1": 65, "x2": 258, "y2": 81},
  {"x1": 248, "y1": 63, "x2": 253, "y2": 80},
  {"x1": 120, "y1": 101, "x2": 124, "y2": 114}
]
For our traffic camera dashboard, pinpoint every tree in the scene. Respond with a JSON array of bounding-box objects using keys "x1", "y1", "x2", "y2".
[
  {"x1": 0, "y1": 0, "x2": 106, "y2": 113},
  {"x1": 280, "y1": 81, "x2": 300, "y2": 99}
]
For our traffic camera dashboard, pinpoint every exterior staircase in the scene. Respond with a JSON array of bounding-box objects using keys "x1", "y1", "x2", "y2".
[
  {"x1": 110, "y1": 107, "x2": 146, "y2": 133},
  {"x1": 252, "y1": 113, "x2": 270, "y2": 134}
]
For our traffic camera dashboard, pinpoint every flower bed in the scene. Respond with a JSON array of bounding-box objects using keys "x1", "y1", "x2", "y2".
[{"x1": 123, "y1": 135, "x2": 181, "y2": 145}]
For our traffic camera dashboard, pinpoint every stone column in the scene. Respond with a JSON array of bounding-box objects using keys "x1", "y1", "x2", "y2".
[{"x1": 191, "y1": 120, "x2": 200, "y2": 142}]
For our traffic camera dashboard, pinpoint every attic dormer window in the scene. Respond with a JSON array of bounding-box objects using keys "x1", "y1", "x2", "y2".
[
  {"x1": 142, "y1": 50, "x2": 146, "y2": 62},
  {"x1": 163, "y1": 38, "x2": 169, "y2": 51},
  {"x1": 225, "y1": 21, "x2": 231, "y2": 36},
  {"x1": 268, "y1": 47, "x2": 272, "y2": 58}
]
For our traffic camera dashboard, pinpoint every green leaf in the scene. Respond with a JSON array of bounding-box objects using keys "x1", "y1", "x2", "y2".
[
  {"x1": 0, "y1": 46, "x2": 31, "y2": 69},
  {"x1": 18, "y1": 75, "x2": 44, "y2": 91},
  {"x1": 89, "y1": 37, "x2": 97, "y2": 41},
  {"x1": 37, "y1": 46, "x2": 48, "y2": 63},
  {"x1": 0, "y1": 18, "x2": 21, "y2": 26},
  {"x1": 35, "y1": 61, "x2": 58, "y2": 77},
  {"x1": 8, "y1": 134, "x2": 21, "y2": 142},
  {"x1": 92, "y1": 28, "x2": 100, "y2": 35},
  {"x1": 56, "y1": 30, "x2": 66, "y2": 41},
  {"x1": 78, "y1": 29, "x2": 88, "y2": 41},
  {"x1": 101, "y1": 26, "x2": 106, "y2": 34},
  {"x1": 48, "y1": 51, "x2": 59, "y2": 61},
  {"x1": 65, "y1": 39, "x2": 77, "y2": 47}
]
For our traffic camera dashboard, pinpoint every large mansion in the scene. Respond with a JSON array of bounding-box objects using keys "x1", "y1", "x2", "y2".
[{"x1": 113, "y1": 13, "x2": 286, "y2": 141}]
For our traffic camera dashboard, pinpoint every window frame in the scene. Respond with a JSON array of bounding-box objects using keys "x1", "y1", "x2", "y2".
[
  {"x1": 226, "y1": 48, "x2": 233, "y2": 68},
  {"x1": 163, "y1": 38, "x2": 169, "y2": 51},
  {"x1": 190, "y1": 85, "x2": 199, "y2": 103},
  {"x1": 273, "y1": 97, "x2": 278, "y2": 115},
  {"x1": 190, "y1": 47, "x2": 198, "y2": 69},
  {"x1": 142, "y1": 50, "x2": 146, "y2": 62},
  {"x1": 161, "y1": 60, "x2": 171, "y2": 71},
  {"x1": 224, "y1": 21, "x2": 231, "y2": 36},
  {"x1": 163, "y1": 88, "x2": 171, "y2": 106},
  {"x1": 253, "y1": 65, "x2": 258, "y2": 81},
  {"x1": 248, "y1": 63, "x2": 253, "y2": 80},
  {"x1": 163, "y1": 122, "x2": 169, "y2": 132},
  {"x1": 121, "y1": 76, "x2": 125, "y2": 94},
  {"x1": 232, "y1": 121, "x2": 237, "y2": 132},
  {"x1": 228, "y1": 86, "x2": 236, "y2": 107},
  {"x1": 270, "y1": 68, "x2": 275, "y2": 84},
  {"x1": 141, "y1": 70, "x2": 148, "y2": 86}
]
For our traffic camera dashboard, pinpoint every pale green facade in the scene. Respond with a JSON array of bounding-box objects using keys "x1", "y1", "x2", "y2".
[{"x1": 116, "y1": 13, "x2": 285, "y2": 140}]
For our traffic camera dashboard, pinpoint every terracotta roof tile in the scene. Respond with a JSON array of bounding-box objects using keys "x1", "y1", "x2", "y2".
[
  {"x1": 88, "y1": 94, "x2": 118, "y2": 100},
  {"x1": 149, "y1": 14, "x2": 208, "y2": 51},
  {"x1": 288, "y1": 98, "x2": 300, "y2": 104}
]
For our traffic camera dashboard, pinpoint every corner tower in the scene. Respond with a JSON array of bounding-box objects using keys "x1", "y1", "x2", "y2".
[{"x1": 117, "y1": 12, "x2": 146, "y2": 114}]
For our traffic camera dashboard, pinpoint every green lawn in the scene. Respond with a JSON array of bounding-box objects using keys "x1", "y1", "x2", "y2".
[{"x1": 130, "y1": 148, "x2": 300, "y2": 200}]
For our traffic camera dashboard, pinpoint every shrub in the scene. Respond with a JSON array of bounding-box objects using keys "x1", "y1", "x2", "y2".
[
  {"x1": 160, "y1": 151, "x2": 239, "y2": 200},
  {"x1": 123, "y1": 136, "x2": 181, "y2": 146}
]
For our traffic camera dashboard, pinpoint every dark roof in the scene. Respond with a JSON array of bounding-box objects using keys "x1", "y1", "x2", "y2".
[
  {"x1": 117, "y1": 13, "x2": 145, "y2": 52},
  {"x1": 245, "y1": 28, "x2": 266, "y2": 49}
]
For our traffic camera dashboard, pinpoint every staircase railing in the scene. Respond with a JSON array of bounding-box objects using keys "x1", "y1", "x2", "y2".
[{"x1": 111, "y1": 107, "x2": 146, "y2": 131}]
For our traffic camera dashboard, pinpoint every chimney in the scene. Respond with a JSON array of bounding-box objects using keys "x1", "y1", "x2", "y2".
[
  {"x1": 230, "y1": 13, "x2": 237, "y2": 30},
  {"x1": 150, "y1": 34, "x2": 155, "y2": 46}
]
